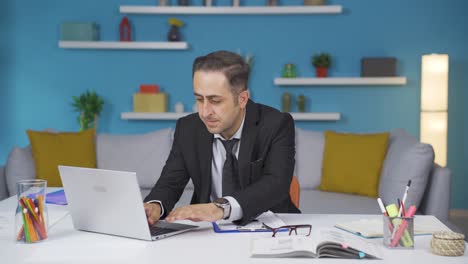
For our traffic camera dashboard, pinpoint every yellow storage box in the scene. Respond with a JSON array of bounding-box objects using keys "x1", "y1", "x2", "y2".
[{"x1": 133, "y1": 93, "x2": 167, "y2": 112}]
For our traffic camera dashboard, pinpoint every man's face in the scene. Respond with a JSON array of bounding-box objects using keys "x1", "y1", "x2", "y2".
[{"x1": 193, "y1": 71, "x2": 248, "y2": 138}]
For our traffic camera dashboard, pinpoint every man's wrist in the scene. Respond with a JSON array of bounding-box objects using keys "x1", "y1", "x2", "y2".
[
  {"x1": 213, "y1": 198, "x2": 231, "y2": 220},
  {"x1": 145, "y1": 200, "x2": 164, "y2": 217}
]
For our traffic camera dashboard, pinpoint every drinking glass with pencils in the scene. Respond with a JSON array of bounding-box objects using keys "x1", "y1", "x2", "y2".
[{"x1": 15, "y1": 180, "x2": 48, "y2": 243}]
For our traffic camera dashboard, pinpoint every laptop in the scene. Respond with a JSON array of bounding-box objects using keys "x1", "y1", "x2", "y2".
[{"x1": 58, "y1": 165, "x2": 199, "y2": 241}]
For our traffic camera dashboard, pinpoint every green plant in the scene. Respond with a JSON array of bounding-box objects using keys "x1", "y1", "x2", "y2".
[
  {"x1": 312, "y1": 52, "x2": 332, "y2": 68},
  {"x1": 71, "y1": 91, "x2": 104, "y2": 131},
  {"x1": 168, "y1": 18, "x2": 184, "y2": 27}
]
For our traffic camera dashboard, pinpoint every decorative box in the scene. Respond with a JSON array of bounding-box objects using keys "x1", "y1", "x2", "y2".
[
  {"x1": 430, "y1": 231, "x2": 465, "y2": 256},
  {"x1": 133, "y1": 93, "x2": 167, "y2": 112},
  {"x1": 139, "y1": 85, "x2": 159, "y2": 94},
  {"x1": 60, "y1": 22, "x2": 99, "y2": 41},
  {"x1": 361, "y1": 57, "x2": 397, "y2": 77}
]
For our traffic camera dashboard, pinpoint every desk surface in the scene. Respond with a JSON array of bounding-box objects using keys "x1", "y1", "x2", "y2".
[{"x1": 1, "y1": 193, "x2": 467, "y2": 264}]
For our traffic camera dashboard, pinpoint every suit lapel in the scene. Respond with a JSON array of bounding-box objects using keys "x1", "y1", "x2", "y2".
[
  {"x1": 238, "y1": 100, "x2": 260, "y2": 188},
  {"x1": 197, "y1": 120, "x2": 213, "y2": 203}
]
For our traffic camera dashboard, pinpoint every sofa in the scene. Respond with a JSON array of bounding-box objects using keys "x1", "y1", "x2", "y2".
[{"x1": 0, "y1": 127, "x2": 451, "y2": 224}]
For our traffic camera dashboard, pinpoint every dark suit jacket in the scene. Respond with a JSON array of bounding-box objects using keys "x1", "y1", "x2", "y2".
[{"x1": 144, "y1": 100, "x2": 300, "y2": 225}]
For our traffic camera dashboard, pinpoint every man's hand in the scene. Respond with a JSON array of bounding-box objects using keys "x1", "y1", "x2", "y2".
[
  {"x1": 144, "y1": 203, "x2": 162, "y2": 226},
  {"x1": 166, "y1": 203, "x2": 223, "y2": 222}
]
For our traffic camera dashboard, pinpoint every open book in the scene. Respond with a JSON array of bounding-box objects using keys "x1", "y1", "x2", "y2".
[
  {"x1": 335, "y1": 216, "x2": 450, "y2": 238},
  {"x1": 250, "y1": 228, "x2": 383, "y2": 259}
]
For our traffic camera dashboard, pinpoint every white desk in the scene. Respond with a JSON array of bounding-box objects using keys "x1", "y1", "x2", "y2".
[{"x1": 1, "y1": 194, "x2": 467, "y2": 264}]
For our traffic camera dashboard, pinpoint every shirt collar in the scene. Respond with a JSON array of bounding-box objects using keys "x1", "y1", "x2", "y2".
[{"x1": 214, "y1": 110, "x2": 246, "y2": 141}]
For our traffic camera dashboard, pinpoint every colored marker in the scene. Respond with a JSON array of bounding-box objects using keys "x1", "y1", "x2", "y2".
[{"x1": 398, "y1": 180, "x2": 412, "y2": 217}]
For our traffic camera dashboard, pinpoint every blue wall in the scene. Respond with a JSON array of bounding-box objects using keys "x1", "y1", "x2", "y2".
[{"x1": 2, "y1": 0, "x2": 467, "y2": 208}]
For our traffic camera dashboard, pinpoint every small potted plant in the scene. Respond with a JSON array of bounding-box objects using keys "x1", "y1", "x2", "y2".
[
  {"x1": 167, "y1": 18, "x2": 184, "y2": 42},
  {"x1": 71, "y1": 90, "x2": 104, "y2": 131},
  {"x1": 312, "y1": 52, "x2": 331, "y2": 77}
]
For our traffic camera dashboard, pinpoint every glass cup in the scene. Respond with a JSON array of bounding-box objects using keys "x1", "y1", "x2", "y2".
[
  {"x1": 15, "y1": 179, "x2": 48, "y2": 243},
  {"x1": 383, "y1": 216, "x2": 414, "y2": 249}
]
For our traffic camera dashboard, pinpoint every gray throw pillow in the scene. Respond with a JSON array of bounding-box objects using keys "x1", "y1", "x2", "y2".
[
  {"x1": 96, "y1": 129, "x2": 174, "y2": 189},
  {"x1": 295, "y1": 128, "x2": 324, "y2": 189},
  {"x1": 5, "y1": 146, "x2": 36, "y2": 196},
  {"x1": 379, "y1": 129, "x2": 434, "y2": 209}
]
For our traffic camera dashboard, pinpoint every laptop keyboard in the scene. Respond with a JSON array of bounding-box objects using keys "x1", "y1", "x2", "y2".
[{"x1": 150, "y1": 226, "x2": 179, "y2": 236}]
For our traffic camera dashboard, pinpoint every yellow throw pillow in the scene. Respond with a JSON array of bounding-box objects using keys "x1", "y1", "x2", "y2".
[
  {"x1": 26, "y1": 129, "x2": 97, "y2": 187},
  {"x1": 319, "y1": 131, "x2": 389, "y2": 197}
]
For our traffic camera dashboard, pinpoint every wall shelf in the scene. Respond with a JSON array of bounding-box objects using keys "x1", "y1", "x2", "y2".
[
  {"x1": 121, "y1": 112, "x2": 340, "y2": 121},
  {"x1": 119, "y1": 6, "x2": 343, "y2": 15},
  {"x1": 290, "y1": 112, "x2": 340, "y2": 121},
  {"x1": 58, "y1": 41, "x2": 189, "y2": 50},
  {"x1": 121, "y1": 112, "x2": 193, "y2": 120},
  {"x1": 274, "y1": 77, "x2": 407, "y2": 86}
]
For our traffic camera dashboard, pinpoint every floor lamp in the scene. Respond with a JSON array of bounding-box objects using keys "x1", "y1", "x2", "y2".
[{"x1": 420, "y1": 54, "x2": 449, "y2": 167}]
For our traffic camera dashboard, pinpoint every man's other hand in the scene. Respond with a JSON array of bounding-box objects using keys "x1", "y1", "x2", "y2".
[
  {"x1": 165, "y1": 203, "x2": 223, "y2": 222},
  {"x1": 144, "y1": 203, "x2": 162, "y2": 225}
]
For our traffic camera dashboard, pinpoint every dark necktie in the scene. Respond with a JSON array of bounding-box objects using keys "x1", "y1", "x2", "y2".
[{"x1": 220, "y1": 138, "x2": 240, "y2": 196}]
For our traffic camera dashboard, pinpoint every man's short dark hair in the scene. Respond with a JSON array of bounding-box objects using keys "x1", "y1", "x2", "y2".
[{"x1": 192, "y1": 50, "x2": 250, "y2": 96}]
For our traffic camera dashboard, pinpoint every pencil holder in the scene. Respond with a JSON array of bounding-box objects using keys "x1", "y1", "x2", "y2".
[
  {"x1": 15, "y1": 180, "x2": 48, "y2": 243},
  {"x1": 383, "y1": 216, "x2": 414, "y2": 249}
]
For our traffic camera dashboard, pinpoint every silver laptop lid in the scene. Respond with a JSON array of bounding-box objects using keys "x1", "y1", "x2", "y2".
[{"x1": 58, "y1": 166, "x2": 153, "y2": 241}]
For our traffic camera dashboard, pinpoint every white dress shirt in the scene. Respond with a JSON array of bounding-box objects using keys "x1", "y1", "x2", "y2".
[{"x1": 211, "y1": 112, "x2": 246, "y2": 221}]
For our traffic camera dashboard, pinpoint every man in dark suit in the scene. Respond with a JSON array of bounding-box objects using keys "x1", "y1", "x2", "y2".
[{"x1": 144, "y1": 50, "x2": 299, "y2": 226}]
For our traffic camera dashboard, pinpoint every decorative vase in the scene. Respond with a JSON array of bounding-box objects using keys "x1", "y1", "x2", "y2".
[
  {"x1": 315, "y1": 67, "x2": 327, "y2": 78},
  {"x1": 119, "y1": 16, "x2": 131, "y2": 41},
  {"x1": 204, "y1": 0, "x2": 213, "y2": 6},
  {"x1": 281, "y1": 93, "x2": 291, "y2": 112},
  {"x1": 178, "y1": 0, "x2": 190, "y2": 6},
  {"x1": 297, "y1": 94, "x2": 306, "y2": 112},
  {"x1": 232, "y1": 0, "x2": 240, "y2": 7},
  {"x1": 267, "y1": 0, "x2": 278, "y2": 6},
  {"x1": 159, "y1": 0, "x2": 169, "y2": 6},
  {"x1": 304, "y1": 0, "x2": 325, "y2": 5},
  {"x1": 282, "y1": 63, "x2": 297, "y2": 78},
  {"x1": 175, "y1": 102, "x2": 185, "y2": 113},
  {"x1": 167, "y1": 26, "x2": 181, "y2": 41}
]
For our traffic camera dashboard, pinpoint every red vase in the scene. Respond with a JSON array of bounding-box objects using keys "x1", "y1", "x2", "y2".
[{"x1": 315, "y1": 67, "x2": 327, "y2": 78}]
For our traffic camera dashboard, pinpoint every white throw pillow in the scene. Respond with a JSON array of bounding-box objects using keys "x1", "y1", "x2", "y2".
[{"x1": 96, "y1": 129, "x2": 175, "y2": 189}]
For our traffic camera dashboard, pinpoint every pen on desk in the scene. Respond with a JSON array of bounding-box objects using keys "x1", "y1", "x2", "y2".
[
  {"x1": 400, "y1": 200, "x2": 406, "y2": 216},
  {"x1": 398, "y1": 180, "x2": 411, "y2": 217}
]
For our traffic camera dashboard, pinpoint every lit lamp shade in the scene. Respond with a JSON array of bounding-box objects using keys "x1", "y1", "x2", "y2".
[
  {"x1": 420, "y1": 54, "x2": 449, "y2": 166},
  {"x1": 421, "y1": 54, "x2": 449, "y2": 111},
  {"x1": 420, "y1": 112, "x2": 447, "y2": 166}
]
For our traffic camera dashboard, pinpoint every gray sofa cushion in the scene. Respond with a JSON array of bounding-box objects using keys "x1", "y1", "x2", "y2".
[
  {"x1": 5, "y1": 146, "x2": 36, "y2": 196},
  {"x1": 299, "y1": 190, "x2": 380, "y2": 214},
  {"x1": 379, "y1": 129, "x2": 434, "y2": 209},
  {"x1": 295, "y1": 128, "x2": 324, "y2": 189},
  {"x1": 96, "y1": 129, "x2": 173, "y2": 189},
  {"x1": 0, "y1": 166, "x2": 7, "y2": 200}
]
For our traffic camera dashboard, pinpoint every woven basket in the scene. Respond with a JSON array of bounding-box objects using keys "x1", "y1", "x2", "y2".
[{"x1": 430, "y1": 231, "x2": 465, "y2": 256}]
